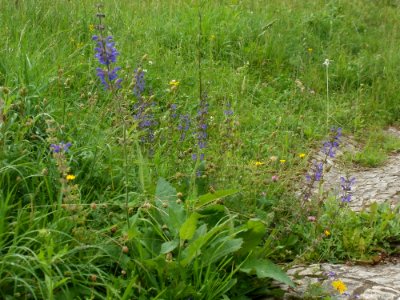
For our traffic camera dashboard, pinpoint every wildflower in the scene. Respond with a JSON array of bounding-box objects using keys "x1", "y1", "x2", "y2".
[
  {"x1": 332, "y1": 280, "x2": 347, "y2": 294},
  {"x1": 270, "y1": 156, "x2": 278, "y2": 162},
  {"x1": 306, "y1": 161, "x2": 324, "y2": 182},
  {"x1": 322, "y1": 127, "x2": 342, "y2": 158},
  {"x1": 133, "y1": 68, "x2": 146, "y2": 99},
  {"x1": 96, "y1": 67, "x2": 122, "y2": 90},
  {"x1": 323, "y1": 58, "x2": 331, "y2": 67},
  {"x1": 254, "y1": 161, "x2": 265, "y2": 167},
  {"x1": 89, "y1": 24, "x2": 95, "y2": 32},
  {"x1": 169, "y1": 80, "x2": 180, "y2": 87},
  {"x1": 279, "y1": 159, "x2": 286, "y2": 164},
  {"x1": 92, "y1": 35, "x2": 122, "y2": 90},
  {"x1": 223, "y1": 102, "x2": 234, "y2": 116},
  {"x1": 132, "y1": 69, "x2": 157, "y2": 147},
  {"x1": 271, "y1": 175, "x2": 279, "y2": 182},
  {"x1": 177, "y1": 114, "x2": 191, "y2": 141},
  {"x1": 194, "y1": 92, "x2": 208, "y2": 161},
  {"x1": 324, "y1": 229, "x2": 331, "y2": 237},
  {"x1": 50, "y1": 142, "x2": 72, "y2": 153},
  {"x1": 66, "y1": 174, "x2": 76, "y2": 181},
  {"x1": 340, "y1": 176, "x2": 355, "y2": 203},
  {"x1": 298, "y1": 153, "x2": 306, "y2": 158},
  {"x1": 307, "y1": 216, "x2": 316, "y2": 222},
  {"x1": 307, "y1": 48, "x2": 313, "y2": 53},
  {"x1": 93, "y1": 35, "x2": 119, "y2": 66}
]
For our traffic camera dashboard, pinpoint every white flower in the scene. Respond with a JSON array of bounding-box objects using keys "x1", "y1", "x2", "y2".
[{"x1": 323, "y1": 59, "x2": 331, "y2": 67}]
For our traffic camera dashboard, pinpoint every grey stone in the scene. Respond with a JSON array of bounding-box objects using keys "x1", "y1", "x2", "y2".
[{"x1": 287, "y1": 128, "x2": 400, "y2": 299}]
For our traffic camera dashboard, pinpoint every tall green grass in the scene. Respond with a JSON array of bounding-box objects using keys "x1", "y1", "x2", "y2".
[{"x1": 1, "y1": 0, "x2": 400, "y2": 298}]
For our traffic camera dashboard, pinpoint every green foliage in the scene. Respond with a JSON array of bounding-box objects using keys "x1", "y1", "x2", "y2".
[
  {"x1": 343, "y1": 129, "x2": 400, "y2": 167},
  {"x1": 1, "y1": 0, "x2": 400, "y2": 298},
  {"x1": 115, "y1": 178, "x2": 293, "y2": 299}
]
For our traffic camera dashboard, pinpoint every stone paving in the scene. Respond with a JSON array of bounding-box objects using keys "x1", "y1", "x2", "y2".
[
  {"x1": 281, "y1": 127, "x2": 400, "y2": 300},
  {"x1": 319, "y1": 127, "x2": 400, "y2": 211}
]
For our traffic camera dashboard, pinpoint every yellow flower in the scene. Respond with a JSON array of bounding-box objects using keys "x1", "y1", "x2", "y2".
[
  {"x1": 298, "y1": 153, "x2": 306, "y2": 158},
  {"x1": 279, "y1": 159, "x2": 286, "y2": 164},
  {"x1": 332, "y1": 280, "x2": 347, "y2": 294},
  {"x1": 324, "y1": 229, "x2": 331, "y2": 237},
  {"x1": 89, "y1": 24, "x2": 95, "y2": 32},
  {"x1": 254, "y1": 161, "x2": 265, "y2": 167},
  {"x1": 169, "y1": 80, "x2": 180, "y2": 87},
  {"x1": 66, "y1": 174, "x2": 76, "y2": 181},
  {"x1": 308, "y1": 48, "x2": 313, "y2": 53}
]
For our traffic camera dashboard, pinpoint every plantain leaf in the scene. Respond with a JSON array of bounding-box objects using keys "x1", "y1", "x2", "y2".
[
  {"x1": 237, "y1": 218, "x2": 266, "y2": 255},
  {"x1": 155, "y1": 177, "x2": 176, "y2": 202},
  {"x1": 160, "y1": 239, "x2": 180, "y2": 254},
  {"x1": 240, "y1": 258, "x2": 295, "y2": 287},
  {"x1": 180, "y1": 213, "x2": 200, "y2": 241},
  {"x1": 196, "y1": 189, "x2": 238, "y2": 209}
]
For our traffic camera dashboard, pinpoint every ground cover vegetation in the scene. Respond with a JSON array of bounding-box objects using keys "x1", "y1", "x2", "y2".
[{"x1": 1, "y1": 0, "x2": 399, "y2": 299}]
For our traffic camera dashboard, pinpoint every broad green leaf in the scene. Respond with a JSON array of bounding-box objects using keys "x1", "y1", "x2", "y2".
[
  {"x1": 155, "y1": 177, "x2": 186, "y2": 236},
  {"x1": 240, "y1": 258, "x2": 295, "y2": 287},
  {"x1": 155, "y1": 177, "x2": 177, "y2": 202},
  {"x1": 237, "y1": 218, "x2": 266, "y2": 255},
  {"x1": 203, "y1": 237, "x2": 243, "y2": 265},
  {"x1": 196, "y1": 189, "x2": 238, "y2": 209},
  {"x1": 180, "y1": 213, "x2": 199, "y2": 241},
  {"x1": 160, "y1": 239, "x2": 179, "y2": 254},
  {"x1": 181, "y1": 223, "x2": 223, "y2": 267}
]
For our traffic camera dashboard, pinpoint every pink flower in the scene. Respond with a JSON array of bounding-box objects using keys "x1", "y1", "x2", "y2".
[
  {"x1": 271, "y1": 175, "x2": 279, "y2": 182},
  {"x1": 308, "y1": 216, "x2": 316, "y2": 222}
]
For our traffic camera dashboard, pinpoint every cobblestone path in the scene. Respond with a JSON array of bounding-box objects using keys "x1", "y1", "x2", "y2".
[{"x1": 281, "y1": 127, "x2": 400, "y2": 300}]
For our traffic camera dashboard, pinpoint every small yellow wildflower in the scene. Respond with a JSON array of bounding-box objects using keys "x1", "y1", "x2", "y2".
[
  {"x1": 254, "y1": 161, "x2": 265, "y2": 167},
  {"x1": 279, "y1": 159, "x2": 286, "y2": 164},
  {"x1": 324, "y1": 229, "x2": 331, "y2": 237},
  {"x1": 298, "y1": 153, "x2": 306, "y2": 158},
  {"x1": 66, "y1": 174, "x2": 76, "y2": 181},
  {"x1": 308, "y1": 48, "x2": 313, "y2": 53},
  {"x1": 169, "y1": 80, "x2": 180, "y2": 87},
  {"x1": 332, "y1": 280, "x2": 347, "y2": 294},
  {"x1": 89, "y1": 24, "x2": 95, "y2": 32}
]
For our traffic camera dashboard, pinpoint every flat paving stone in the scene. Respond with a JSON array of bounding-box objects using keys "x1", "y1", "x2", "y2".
[{"x1": 286, "y1": 127, "x2": 400, "y2": 299}]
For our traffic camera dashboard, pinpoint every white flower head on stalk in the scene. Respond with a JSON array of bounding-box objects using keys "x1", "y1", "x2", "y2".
[{"x1": 323, "y1": 59, "x2": 331, "y2": 67}]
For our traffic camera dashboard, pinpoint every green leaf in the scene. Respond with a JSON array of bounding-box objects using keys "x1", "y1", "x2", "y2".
[
  {"x1": 180, "y1": 213, "x2": 199, "y2": 241},
  {"x1": 196, "y1": 189, "x2": 238, "y2": 209},
  {"x1": 160, "y1": 239, "x2": 179, "y2": 254},
  {"x1": 155, "y1": 177, "x2": 186, "y2": 237},
  {"x1": 181, "y1": 224, "x2": 219, "y2": 267},
  {"x1": 240, "y1": 258, "x2": 295, "y2": 287},
  {"x1": 237, "y1": 218, "x2": 266, "y2": 255},
  {"x1": 155, "y1": 177, "x2": 177, "y2": 202},
  {"x1": 203, "y1": 237, "x2": 243, "y2": 265}
]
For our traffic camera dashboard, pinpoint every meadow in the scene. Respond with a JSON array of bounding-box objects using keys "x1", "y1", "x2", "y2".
[{"x1": 1, "y1": 0, "x2": 400, "y2": 299}]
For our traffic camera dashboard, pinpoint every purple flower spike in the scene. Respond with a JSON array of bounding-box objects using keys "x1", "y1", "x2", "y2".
[
  {"x1": 340, "y1": 176, "x2": 355, "y2": 202},
  {"x1": 94, "y1": 36, "x2": 119, "y2": 66},
  {"x1": 50, "y1": 142, "x2": 72, "y2": 153},
  {"x1": 322, "y1": 127, "x2": 342, "y2": 158},
  {"x1": 93, "y1": 34, "x2": 122, "y2": 90}
]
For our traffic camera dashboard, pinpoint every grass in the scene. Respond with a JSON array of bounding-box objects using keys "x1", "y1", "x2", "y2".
[
  {"x1": 1, "y1": 0, "x2": 400, "y2": 299},
  {"x1": 343, "y1": 128, "x2": 400, "y2": 167}
]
